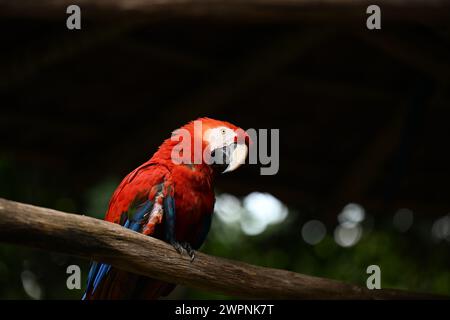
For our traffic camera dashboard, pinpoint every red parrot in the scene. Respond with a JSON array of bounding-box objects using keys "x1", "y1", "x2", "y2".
[{"x1": 83, "y1": 117, "x2": 250, "y2": 299}]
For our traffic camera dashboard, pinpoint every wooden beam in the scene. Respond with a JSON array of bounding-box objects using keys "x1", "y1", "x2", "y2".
[
  {"x1": 0, "y1": 197, "x2": 444, "y2": 299},
  {"x1": 0, "y1": 0, "x2": 449, "y2": 24}
]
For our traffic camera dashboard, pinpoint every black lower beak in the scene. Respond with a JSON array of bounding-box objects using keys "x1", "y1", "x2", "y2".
[{"x1": 210, "y1": 143, "x2": 235, "y2": 171}]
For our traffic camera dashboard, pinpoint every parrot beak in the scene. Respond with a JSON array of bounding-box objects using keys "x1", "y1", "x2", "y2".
[
  {"x1": 222, "y1": 143, "x2": 248, "y2": 173},
  {"x1": 210, "y1": 143, "x2": 248, "y2": 174}
]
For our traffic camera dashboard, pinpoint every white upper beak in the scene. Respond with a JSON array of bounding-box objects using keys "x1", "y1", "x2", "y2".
[{"x1": 223, "y1": 143, "x2": 248, "y2": 173}]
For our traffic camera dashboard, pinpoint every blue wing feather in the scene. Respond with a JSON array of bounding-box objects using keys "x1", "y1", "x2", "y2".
[
  {"x1": 82, "y1": 199, "x2": 153, "y2": 299},
  {"x1": 163, "y1": 195, "x2": 176, "y2": 242},
  {"x1": 82, "y1": 261, "x2": 99, "y2": 300}
]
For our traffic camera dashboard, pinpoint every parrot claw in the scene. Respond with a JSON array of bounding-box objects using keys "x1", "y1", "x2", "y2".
[
  {"x1": 182, "y1": 242, "x2": 196, "y2": 262},
  {"x1": 171, "y1": 241, "x2": 186, "y2": 255},
  {"x1": 171, "y1": 241, "x2": 196, "y2": 262}
]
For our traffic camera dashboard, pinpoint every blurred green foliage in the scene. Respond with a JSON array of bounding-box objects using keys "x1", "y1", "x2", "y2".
[{"x1": 0, "y1": 155, "x2": 448, "y2": 299}]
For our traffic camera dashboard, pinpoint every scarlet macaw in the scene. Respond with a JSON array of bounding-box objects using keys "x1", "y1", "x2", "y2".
[{"x1": 83, "y1": 118, "x2": 250, "y2": 299}]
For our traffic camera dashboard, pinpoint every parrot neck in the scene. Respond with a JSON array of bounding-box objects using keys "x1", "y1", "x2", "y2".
[{"x1": 150, "y1": 137, "x2": 216, "y2": 179}]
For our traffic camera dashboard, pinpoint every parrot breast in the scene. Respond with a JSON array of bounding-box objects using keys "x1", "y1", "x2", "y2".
[{"x1": 169, "y1": 163, "x2": 215, "y2": 247}]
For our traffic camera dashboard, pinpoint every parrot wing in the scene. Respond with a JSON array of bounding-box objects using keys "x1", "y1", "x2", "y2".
[{"x1": 83, "y1": 162, "x2": 177, "y2": 299}]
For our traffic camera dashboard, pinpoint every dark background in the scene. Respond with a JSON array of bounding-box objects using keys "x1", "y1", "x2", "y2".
[{"x1": 0, "y1": 1, "x2": 449, "y2": 299}]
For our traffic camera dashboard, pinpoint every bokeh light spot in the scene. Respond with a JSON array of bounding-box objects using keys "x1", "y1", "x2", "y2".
[
  {"x1": 334, "y1": 224, "x2": 362, "y2": 247},
  {"x1": 431, "y1": 214, "x2": 450, "y2": 242},
  {"x1": 301, "y1": 220, "x2": 326, "y2": 245},
  {"x1": 214, "y1": 194, "x2": 242, "y2": 224},
  {"x1": 393, "y1": 208, "x2": 414, "y2": 232},
  {"x1": 21, "y1": 270, "x2": 42, "y2": 300},
  {"x1": 338, "y1": 203, "x2": 365, "y2": 228}
]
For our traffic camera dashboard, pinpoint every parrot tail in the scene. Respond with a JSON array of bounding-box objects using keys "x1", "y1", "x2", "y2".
[{"x1": 83, "y1": 265, "x2": 175, "y2": 300}]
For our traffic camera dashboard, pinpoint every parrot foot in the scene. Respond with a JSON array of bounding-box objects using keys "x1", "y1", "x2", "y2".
[
  {"x1": 171, "y1": 241, "x2": 196, "y2": 262},
  {"x1": 182, "y1": 242, "x2": 196, "y2": 262}
]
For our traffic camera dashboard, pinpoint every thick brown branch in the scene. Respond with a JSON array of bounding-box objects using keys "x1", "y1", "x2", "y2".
[{"x1": 0, "y1": 198, "x2": 443, "y2": 299}]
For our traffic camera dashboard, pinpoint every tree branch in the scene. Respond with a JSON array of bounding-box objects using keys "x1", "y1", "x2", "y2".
[{"x1": 0, "y1": 198, "x2": 443, "y2": 299}]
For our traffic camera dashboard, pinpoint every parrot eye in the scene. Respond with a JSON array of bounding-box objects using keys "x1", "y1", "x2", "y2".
[{"x1": 221, "y1": 128, "x2": 226, "y2": 135}]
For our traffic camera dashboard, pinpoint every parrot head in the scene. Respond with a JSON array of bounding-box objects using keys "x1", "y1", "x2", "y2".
[
  {"x1": 166, "y1": 117, "x2": 251, "y2": 174},
  {"x1": 201, "y1": 118, "x2": 251, "y2": 173}
]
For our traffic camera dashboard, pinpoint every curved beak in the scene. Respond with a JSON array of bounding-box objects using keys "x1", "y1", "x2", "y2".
[{"x1": 222, "y1": 143, "x2": 248, "y2": 173}]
